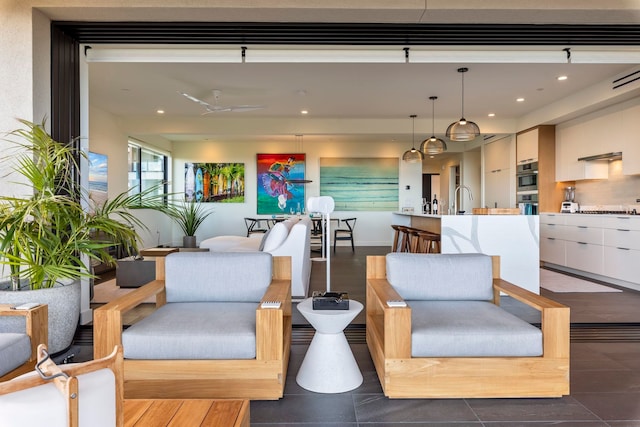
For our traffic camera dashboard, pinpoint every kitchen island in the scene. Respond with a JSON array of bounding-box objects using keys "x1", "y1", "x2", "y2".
[{"x1": 392, "y1": 212, "x2": 540, "y2": 293}]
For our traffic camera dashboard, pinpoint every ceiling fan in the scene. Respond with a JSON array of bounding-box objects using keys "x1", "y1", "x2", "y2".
[{"x1": 179, "y1": 89, "x2": 266, "y2": 114}]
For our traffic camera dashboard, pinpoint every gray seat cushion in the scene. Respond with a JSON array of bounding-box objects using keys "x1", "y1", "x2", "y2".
[
  {"x1": 0, "y1": 333, "x2": 31, "y2": 376},
  {"x1": 386, "y1": 253, "x2": 494, "y2": 301},
  {"x1": 122, "y1": 302, "x2": 258, "y2": 360},
  {"x1": 164, "y1": 251, "x2": 272, "y2": 303},
  {"x1": 410, "y1": 301, "x2": 542, "y2": 357}
]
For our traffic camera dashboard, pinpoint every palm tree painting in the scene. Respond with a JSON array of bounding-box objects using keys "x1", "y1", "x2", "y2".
[
  {"x1": 185, "y1": 162, "x2": 245, "y2": 203},
  {"x1": 257, "y1": 153, "x2": 306, "y2": 215}
]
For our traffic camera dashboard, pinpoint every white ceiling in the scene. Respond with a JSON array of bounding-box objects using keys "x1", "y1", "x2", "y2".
[
  {"x1": 61, "y1": 1, "x2": 640, "y2": 146},
  {"x1": 88, "y1": 53, "x2": 636, "y2": 145}
]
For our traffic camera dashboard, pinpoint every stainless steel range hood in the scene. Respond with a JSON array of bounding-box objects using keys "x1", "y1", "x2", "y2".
[{"x1": 577, "y1": 152, "x2": 622, "y2": 161}]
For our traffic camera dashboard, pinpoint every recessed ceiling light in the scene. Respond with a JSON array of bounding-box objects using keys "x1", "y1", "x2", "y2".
[
  {"x1": 156, "y1": 109, "x2": 165, "y2": 114},
  {"x1": 557, "y1": 75, "x2": 568, "y2": 81},
  {"x1": 300, "y1": 110, "x2": 308, "y2": 115},
  {"x1": 488, "y1": 113, "x2": 495, "y2": 117},
  {"x1": 516, "y1": 98, "x2": 525, "y2": 102}
]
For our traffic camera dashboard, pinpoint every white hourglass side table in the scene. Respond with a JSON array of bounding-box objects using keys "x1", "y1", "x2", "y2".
[{"x1": 295, "y1": 298, "x2": 364, "y2": 393}]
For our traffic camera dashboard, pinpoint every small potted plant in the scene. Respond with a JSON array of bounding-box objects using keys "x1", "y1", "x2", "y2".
[
  {"x1": 164, "y1": 199, "x2": 214, "y2": 248},
  {"x1": 0, "y1": 119, "x2": 164, "y2": 353}
]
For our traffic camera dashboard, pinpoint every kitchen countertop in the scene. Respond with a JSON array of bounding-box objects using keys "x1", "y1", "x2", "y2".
[{"x1": 541, "y1": 212, "x2": 638, "y2": 217}]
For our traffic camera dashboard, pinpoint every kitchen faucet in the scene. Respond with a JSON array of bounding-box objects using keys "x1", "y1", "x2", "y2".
[{"x1": 454, "y1": 185, "x2": 473, "y2": 215}]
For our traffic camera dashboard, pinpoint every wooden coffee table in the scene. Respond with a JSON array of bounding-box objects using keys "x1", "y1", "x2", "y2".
[{"x1": 124, "y1": 399, "x2": 249, "y2": 427}]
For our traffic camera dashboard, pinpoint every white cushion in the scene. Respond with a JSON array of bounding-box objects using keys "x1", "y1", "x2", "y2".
[
  {"x1": 199, "y1": 235, "x2": 249, "y2": 251},
  {"x1": 262, "y1": 222, "x2": 289, "y2": 251},
  {"x1": 0, "y1": 369, "x2": 116, "y2": 427}
]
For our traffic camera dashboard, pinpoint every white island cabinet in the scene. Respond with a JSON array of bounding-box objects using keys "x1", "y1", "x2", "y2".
[{"x1": 392, "y1": 212, "x2": 539, "y2": 293}]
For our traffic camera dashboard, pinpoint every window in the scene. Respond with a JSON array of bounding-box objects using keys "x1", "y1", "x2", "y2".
[{"x1": 128, "y1": 142, "x2": 168, "y2": 198}]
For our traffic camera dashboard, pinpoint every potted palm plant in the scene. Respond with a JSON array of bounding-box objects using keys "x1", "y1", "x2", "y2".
[
  {"x1": 0, "y1": 119, "x2": 164, "y2": 353},
  {"x1": 163, "y1": 199, "x2": 214, "y2": 248}
]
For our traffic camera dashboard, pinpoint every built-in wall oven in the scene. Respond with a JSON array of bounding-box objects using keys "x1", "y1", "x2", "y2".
[
  {"x1": 517, "y1": 192, "x2": 538, "y2": 215},
  {"x1": 516, "y1": 161, "x2": 538, "y2": 192}
]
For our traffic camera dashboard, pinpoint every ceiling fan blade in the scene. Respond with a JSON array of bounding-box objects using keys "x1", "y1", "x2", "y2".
[
  {"x1": 227, "y1": 105, "x2": 266, "y2": 112},
  {"x1": 179, "y1": 92, "x2": 212, "y2": 108},
  {"x1": 180, "y1": 90, "x2": 266, "y2": 113}
]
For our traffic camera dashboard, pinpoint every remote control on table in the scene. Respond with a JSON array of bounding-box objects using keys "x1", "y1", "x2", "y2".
[
  {"x1": 11, "y1": 303, "x2": 40, "y2": 310},
  {"x1": 386, "y1": 300, "x2": 407, "y2": 307}
]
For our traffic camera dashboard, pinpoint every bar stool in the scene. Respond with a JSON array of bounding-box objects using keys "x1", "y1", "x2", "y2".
[
  {"x1": 407, "y1": 228, "x2": 422, "y2": 253},
  {"x1": 399, "y1": 226, "x2": 416, "y2": 252},
  {"x1": 415, "y1": 230, "x2": 441, "y2": 253},
  {"x1": 391, "y1": 225, "x2": 403, "y2": 252}
]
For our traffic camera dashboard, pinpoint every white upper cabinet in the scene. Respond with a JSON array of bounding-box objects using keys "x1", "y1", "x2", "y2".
[
  {"x1": 483, "y1": 137, "x2": 514, "y2": 209},
  {"x1": 516, "y1": 129, "x2": 538, "y2": 164},
  {"x1": 556, "y1": 100, "x2": 638, "y2": 180},
  {"x1": 484, "y1": 137, "x2": 511, "y2": 172},
  {"x1": 622, "y1": 102, "x2": 640, "y2": 175}
]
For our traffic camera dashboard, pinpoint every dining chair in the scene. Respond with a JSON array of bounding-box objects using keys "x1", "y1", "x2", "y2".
[
  {"x1": 244, "y1": 217, "x2": 269, "y2": 236},
  {"x1": 334, "y1": 218, "x2": 357, "y2": 252}
]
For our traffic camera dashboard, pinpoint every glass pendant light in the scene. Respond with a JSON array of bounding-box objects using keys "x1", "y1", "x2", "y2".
[
  {"x1": 420, "y1": 96, "x2": 447, "y2": 155},
  {"x1": 446, "y1": 67, "x2": 481, "y2": 142},
  {"x1": 402, "y1": 114, "x2": 424, "y2": 163}
]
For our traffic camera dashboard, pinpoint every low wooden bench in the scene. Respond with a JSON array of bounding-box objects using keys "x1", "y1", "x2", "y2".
[{"x1": 124, "y1": 399, "x2": 249, "y2": 427}]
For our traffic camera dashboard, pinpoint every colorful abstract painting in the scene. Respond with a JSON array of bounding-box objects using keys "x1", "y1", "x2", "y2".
[
  {"x1": 185, "y1": 162, "x2": 245, "y2": 203},
  {"x1": 320, "y1": 157, "x2": 399, "y2": 211},
  {"x1": 257, "y1": 153, "x2": 306, "y2": 214}
]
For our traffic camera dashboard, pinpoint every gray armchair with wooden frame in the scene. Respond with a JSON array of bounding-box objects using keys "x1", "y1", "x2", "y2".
[
  {"x1": 366, "y1": 253, "x2": 570, "y2": 398},
  {"x1": 0, "y1": 303, "x2": 48, "y2": 381},
  {"x1": 93, "y1": 251, "x2": 292, "y2": 400}
]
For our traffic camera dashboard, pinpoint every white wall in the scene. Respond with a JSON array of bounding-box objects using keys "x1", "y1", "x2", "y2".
[
  {"x1": 172, "y1": 137, "x2": 422, "y2": 246},
  {"x1": 89, "y1": 106, "x2": 174, "y2": 249}
]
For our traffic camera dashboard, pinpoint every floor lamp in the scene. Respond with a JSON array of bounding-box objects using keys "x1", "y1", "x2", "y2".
[{"x1": 307, "y1": 196, "x2": 335, "y2": 292}]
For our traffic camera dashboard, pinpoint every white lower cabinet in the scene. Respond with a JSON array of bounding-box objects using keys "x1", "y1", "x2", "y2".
[
  {"x1": 540, "y1": 236, "x2": 565, "y2": 265},
  {"x1": 604, "y1": 246, "x2": 640, "y2": 284},
  {"x1": 565, "y1": 241, "x2": 604, "y2": 275},
  {"x1": 540, "y1": 213, "x2": 640, "y2": 287}
]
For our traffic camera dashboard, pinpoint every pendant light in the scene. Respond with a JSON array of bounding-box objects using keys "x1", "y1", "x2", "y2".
[
  {"x1": 446, "y1": 67, "x2": 481, "y2": 142},
  {"x1": 420, "y1": 96, "x2": 448, "y2": 155},
  {"x1": 402, "y1": 114, "x2": 424, "y2": 163}
]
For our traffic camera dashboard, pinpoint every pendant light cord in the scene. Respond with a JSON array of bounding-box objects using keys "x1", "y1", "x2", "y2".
[
  {"x1": 410, "y1": 114, "x2": 417, "y2": 148},
  {"x1": 461, "y1": 70, "x2": 465, "y2": 118}
]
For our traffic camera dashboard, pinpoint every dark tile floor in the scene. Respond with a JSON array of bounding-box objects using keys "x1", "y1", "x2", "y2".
[{"x1": 85, "y1": 247, "x2": 640, "y2": 426}]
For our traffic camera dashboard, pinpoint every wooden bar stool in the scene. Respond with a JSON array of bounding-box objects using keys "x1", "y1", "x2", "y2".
[
  {"x1": 391, "y1": 225, "x2": 405, "y2": 252},
  {"x1": 399, "y1": 226, "x2": 415, "y2": 252},
  {"x1": 416, "y1": 230, "x2": 441, "y2": 253},
  {"x1": 407, "y1": 228, "x2": 422, "y2": 253}
]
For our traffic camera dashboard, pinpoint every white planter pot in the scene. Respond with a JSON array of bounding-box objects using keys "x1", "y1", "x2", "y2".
[{"x1": 0, "y1": 280, "x2": 81, "y2": 354}]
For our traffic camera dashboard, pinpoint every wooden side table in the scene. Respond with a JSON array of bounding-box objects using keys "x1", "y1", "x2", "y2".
[
  {"x1": 124, "y1": 399, "x2": 249, "y2": 427},
  {"x1": 139, "y1": 248, "x2": 179, "y2": 281}
]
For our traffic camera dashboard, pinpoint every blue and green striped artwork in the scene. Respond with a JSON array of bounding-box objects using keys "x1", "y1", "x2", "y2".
[{"x1": 320, "y1": 157, "x2": 399, "y2": 211}]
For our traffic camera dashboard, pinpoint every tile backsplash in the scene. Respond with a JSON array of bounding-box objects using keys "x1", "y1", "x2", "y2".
[{"x1": 574, "y1": 160, "x2": 640, "y2": 208}]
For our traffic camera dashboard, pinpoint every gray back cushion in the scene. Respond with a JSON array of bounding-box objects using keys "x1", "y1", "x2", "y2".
[
  {"x1": 386, "y1": 253, "x2": 494, "y2": 301},
  {"x1": 165, "y1": 252, "x2": 272, "y2": 302}
]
